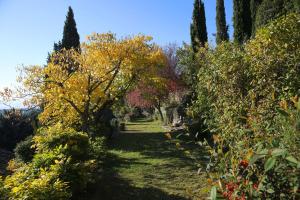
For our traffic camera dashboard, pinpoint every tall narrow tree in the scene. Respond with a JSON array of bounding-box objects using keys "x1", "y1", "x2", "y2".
[
  {"x1": 250, "y1": 0, "x2": 263, "y2": 34},
  {"x1": 61, "y1": 6, "x2": 80, "y2": 50},
  {"x1": 233, "y1": 0, "x2": 252, "y2": 44},
  {"x1": 216, "y1": 0, "x2": 229, "y2": 44},
  {"x1": 47, "y1": 7, "x2": 80, "y2": 63},
  {"x1": 190, "y1": 0, "x2": 208, "y2": 52}
]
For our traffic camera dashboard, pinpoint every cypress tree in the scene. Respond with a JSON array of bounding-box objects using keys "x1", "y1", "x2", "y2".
[
  {"x1": 199, "y1": 1, "x2": 208, "y2": 45},
  {"x1": 61, "y1": 6, "x2": 80, "y2": 50},
  {"x1": 216, "y1": 0, "x2": 229, "y2": 44},
  {"x1": 233, "y1": 0, "x2": 252, "y2": 44},
  {"x1": 47, "y1": 7, "x2": 80, "y2": 63},
  {"x1": 250, "y1": 0, "x2": 263, "y2": 34},
  {"x1": 190, "y1": 0, "x2": 208, "y2": 52}
]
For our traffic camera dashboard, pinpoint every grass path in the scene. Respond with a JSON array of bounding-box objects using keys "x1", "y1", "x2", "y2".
[{"x1": 88, "y1": 119, "x2": 209, "y2": 200}]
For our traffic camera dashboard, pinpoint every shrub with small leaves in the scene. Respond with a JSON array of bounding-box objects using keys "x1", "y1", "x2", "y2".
[
  {"x1": 2, "y1": 123, "x2": 106, "y2": 199},
  {"x1": 14, "y1": 135, "x2": 35, "y2": 163},
  {"x1": 189, "y1": 13, "x2": 300, "y2": 199},
  {"x1": 4, "y1": 150, "x2": 72, "y2": 200},
  {"x1": 0, "y1": 176, "x2": 8, "y2": 200}
]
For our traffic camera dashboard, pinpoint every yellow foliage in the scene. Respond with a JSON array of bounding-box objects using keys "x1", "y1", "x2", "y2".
[{"x1": 18, "y1": 33, "x2": 166, "y2": 132}]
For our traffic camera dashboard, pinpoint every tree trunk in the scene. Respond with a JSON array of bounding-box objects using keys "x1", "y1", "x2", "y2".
[
  {"x1": 81, "y1": 114, "x2": 90, "y2": 133},
  {"x1": 156, "y1": 106, "x2": 164, "y2": 122}
]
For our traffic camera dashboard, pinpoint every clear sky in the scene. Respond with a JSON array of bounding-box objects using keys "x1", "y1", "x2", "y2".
[{"x1": 0, "y1": 0, "x2": 233, "y2": 90}]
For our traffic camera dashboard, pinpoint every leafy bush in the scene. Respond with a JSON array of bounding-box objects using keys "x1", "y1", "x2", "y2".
[
  {"x1": 190, "y1": 13, "x2": 300, "y2": 199},
  {"x1": 186, "y1": 118, "x2": 210, "y2": 141},
  {"x1": 255, "y1": 0, "x2": 299, "y2": 30},
  {"x1": 4, "y1": 157, "x2": 72, "y2": 200},
  {"x1": 89, "y1": 136, "x2": 106, "y2": 160},
  {"x1": 0, "y1": 176, "x2": 8, "y2": 200},
  {"x1": 2, "y1": 123, "x2": 106, "y2": 199},
  {"x1": 14, "y1": 135, "x2": 35, "y2": 163},
  {"x1": 34, "y1": 124, "x2": 90, "y2": 160}
]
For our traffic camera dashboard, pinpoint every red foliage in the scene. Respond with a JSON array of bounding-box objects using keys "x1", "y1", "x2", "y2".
[
  {"x1": 126, "y1": 85, "x2": 166, "y2": 108},
  {"x1": 223, "y1": 182, "x2": 246, "y2": 200},
  {"x1": 126, "y1": 44, "x2": 186, "y2": 109},
  {"x1": 239, "y1": 160, "x2": 249, "y2": 168}
]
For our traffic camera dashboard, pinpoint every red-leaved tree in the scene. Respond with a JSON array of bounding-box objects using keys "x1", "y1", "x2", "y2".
[{"x1": 126, "y1": 44, "x2": 185, "y2": 121}]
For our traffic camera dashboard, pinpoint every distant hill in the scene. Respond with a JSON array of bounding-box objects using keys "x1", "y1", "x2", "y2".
[{"x1": 0, "y1": 108, "x2": 40, "y2": 115}]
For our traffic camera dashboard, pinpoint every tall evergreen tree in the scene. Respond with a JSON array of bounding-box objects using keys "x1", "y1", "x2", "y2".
[
  {"x1": 60, "y1": 7, "x2": 80, "y2": 73},
  {"x1": 250, "y1": 0, "x2": 263, "y2": 34},
  {"x1": 47, "y1": 7, "x2": 80, "y2": 63},
  {"x1": 61, "y1": 6, "x2": 80, "y2": 50},
  {"x1": 216, "y1": 0, "x2": 229, "y2": 44},
  {"x1": 233, "y1": 0, "x2": 252, "y2": 44},
  {"x1": 190, "y1": 0, "x2": 208, "y2": 52}
]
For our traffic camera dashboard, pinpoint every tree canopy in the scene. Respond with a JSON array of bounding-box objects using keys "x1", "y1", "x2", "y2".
[{"x1": 17, "y1": 33, "x2": 166, "y2": 133}]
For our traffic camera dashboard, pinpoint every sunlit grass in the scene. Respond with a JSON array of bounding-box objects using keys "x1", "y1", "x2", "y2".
[{"x1": 89, "y1": 119, "x2": 209, "y2": 200}]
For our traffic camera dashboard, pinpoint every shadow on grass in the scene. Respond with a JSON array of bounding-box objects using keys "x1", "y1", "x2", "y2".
[
  {"x1": 81, "y1": 120, "x2": 209, "y2": 200},
  {"x1": 108, "y1": 130, "x2": 208, "y2": 169},
  {"x1": 82, "y1": 153, "x2": 190, "y2": 200}
]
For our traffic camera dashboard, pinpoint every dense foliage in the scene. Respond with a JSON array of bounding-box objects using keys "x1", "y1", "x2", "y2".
[
  {"x1": 2, "y1": 124, "x2": 106, "y2": 200},
  {"x1": 0, "y1": 32, "x2": 166, "y2": 199},
  {"x1": 126, "y1": 45, "x2": 183, "y2": 122},
  {"x1": 1, "y1": 2, "x2": 299, "y2": 200},
  {"x1": 190, "y1": 13, "x2": 300, "y2": 199},
  {"x1": 16, "y1": 33, "x2": 165, "y2": 134},
  {"x1": 14, "y1": 135, "x2": 35, "y2": 163},
  {"x1": 255, "y1": 0, "x2": 299, "y2": 30}
]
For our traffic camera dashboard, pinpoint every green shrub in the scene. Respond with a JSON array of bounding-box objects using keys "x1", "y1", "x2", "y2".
[
  {"x1": 4, "y1": 160, "x2": 72, "y2": 200},
  {"x1": 89, "y1": 136, "x2": 106, "y2": 160},
  {"x1": 255, "y1": 0, "x2": 299, "y2": 30},
  {"x1": 2, "y1": 123, "x2": 106, "y2": 199},
  {"x1": 14, "y1": 135, "x2": 35, "y2": 163},
  {"x1": 184, "y1": 117, "x2": 210, "y2": 142},
  {"x1": 33, "y1": 124, "x2": 99, "y2": 194},
  {"x1": 190, "y1": 13, "x2": 300, "y2": 199},
  {"x1": 34, "y1": 124, "x2": 90, "y2": 160},
  {"x1": 0, "y1": 176, "x2": 8, "y2": 200}
]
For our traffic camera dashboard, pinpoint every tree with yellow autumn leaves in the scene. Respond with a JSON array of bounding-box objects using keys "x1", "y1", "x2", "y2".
[{"x1": 6, "y1": 33, "x2": 166, "y2": 134}]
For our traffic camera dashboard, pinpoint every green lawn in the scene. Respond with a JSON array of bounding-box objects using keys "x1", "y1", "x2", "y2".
[{"x1": 87, "y1": 119, "x2": 210, "y2": 200}]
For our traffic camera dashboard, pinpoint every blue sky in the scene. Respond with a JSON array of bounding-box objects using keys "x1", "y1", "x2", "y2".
[{"x1": 0, "y1": 0, "x2": 233, "y2": 90}]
